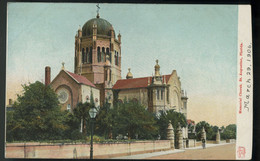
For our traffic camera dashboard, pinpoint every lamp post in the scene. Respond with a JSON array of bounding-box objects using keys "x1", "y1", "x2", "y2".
[{"x1": 89, "y1": 107, "x2": 97, "y2": 159}]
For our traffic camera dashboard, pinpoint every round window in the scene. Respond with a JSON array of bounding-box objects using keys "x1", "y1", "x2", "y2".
[{"x1": 57, "y1": 88, "x2": 69, "y2": 104}]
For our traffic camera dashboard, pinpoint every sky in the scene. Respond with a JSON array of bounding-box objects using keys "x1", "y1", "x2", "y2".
[{"x1": 6, "y1": 3, "x2": 238, "y2": 127}]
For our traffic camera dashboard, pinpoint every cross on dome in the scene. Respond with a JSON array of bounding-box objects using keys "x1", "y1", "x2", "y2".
[{"x1": 96, "y1": 4, "x2": 100, "y2": 18}]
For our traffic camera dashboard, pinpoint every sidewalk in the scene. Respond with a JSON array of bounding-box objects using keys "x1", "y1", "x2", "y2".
[
  {"x1": 111, "y1": 149, "x2": 185, "y2": 159},
  {"x1": 187, "y1": 142, "x2": 232, "y2": 150},
  {"x1": 111, "y1": 143, "x2": 234, "y2": 159}
]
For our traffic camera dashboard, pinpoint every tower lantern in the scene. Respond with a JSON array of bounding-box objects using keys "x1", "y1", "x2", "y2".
[
  {"x1": 126, "y1": 68, "x2": 133, "y2": 79},
  {"x1": 155, "y1": 59, "x2": 160, "y2": 77}
]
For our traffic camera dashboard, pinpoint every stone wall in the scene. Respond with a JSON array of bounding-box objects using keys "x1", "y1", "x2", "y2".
[
  {"x1": 118, "y1": 88, "x2": 148, "y2": 106},
  {"x1": 81, "y1": 85, "x2": 100, "y2": 107},
  {"x1": 6, "y1": 140, "x2": 171, "y2": 159}
]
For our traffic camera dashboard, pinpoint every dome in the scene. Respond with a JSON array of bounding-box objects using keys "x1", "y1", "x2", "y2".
[
  {"x1": 82, "y1": 15, "x2": 114, "y2": 37},
  {"x1": 154, "y1": 59, "x2": 160, "y2": 69},
  {"x1": 126, "y1": 68, "x2": 133, "y2": 79}
]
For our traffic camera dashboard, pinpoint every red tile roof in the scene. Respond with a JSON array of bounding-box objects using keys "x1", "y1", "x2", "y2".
[
  {"x1": 66, "y1": 71, "x2": 96, "y2": 88},
  {"x1": 112, "y1": 74, "x2": 171, "y2": 90}
]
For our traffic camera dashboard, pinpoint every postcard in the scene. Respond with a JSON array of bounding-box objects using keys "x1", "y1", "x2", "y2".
[{"x1": 5, "y1": 3, "x2": 252, "y2": 160}]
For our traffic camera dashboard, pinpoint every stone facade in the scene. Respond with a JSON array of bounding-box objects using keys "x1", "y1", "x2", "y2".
[
  {"x1": 51, "y1": 70, "x2": 81, "y2": 111},
  {"x1": 113, "y1": 60, "x2": 188, "y2": 117},
  {"x1": 117, "y1": 88, "x2": 149, "y2": 107}
]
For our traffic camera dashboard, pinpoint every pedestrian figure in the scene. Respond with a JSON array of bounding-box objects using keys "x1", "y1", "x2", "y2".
[{"x1": 202, "y1": 138, "x2": 206, "y2": 149}]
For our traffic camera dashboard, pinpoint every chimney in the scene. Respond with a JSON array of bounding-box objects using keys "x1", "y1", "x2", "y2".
[{"x1": 45, "y1": 66, "x2": 51, "y2": 86}]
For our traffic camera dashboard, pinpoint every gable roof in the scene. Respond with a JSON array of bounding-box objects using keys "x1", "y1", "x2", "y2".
[
  {"x1": 65, "y1": 71, "x2": 96, "y2": 88},
  {"x1": 112, "y1": 74, "x2": 171, "y2": 90}
]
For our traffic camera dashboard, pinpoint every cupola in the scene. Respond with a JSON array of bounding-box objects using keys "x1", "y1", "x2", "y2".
[
  {"x1": 126, "y1": 68, "x2": 133, "y2": 79},
  {"x1": 154, "y1": 59, "x2": 160, "y2": 76}
]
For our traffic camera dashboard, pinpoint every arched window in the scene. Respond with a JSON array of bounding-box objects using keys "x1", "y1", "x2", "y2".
[
  {"x1": 89, "y1": 47, "x2": 92, "y2": 63},
  {"x1": 173, "y1": 91, "x2": 179, "y2": 108},
  {"x1": 117, "y1": 52, "x2": 119, "y2": 65},
  {"x1": 109, "y1": 69, "x2": 112, "y2": 81},
  {"x1": 161, "y1": 89, "x2": 164, "y2": 100},
  {"x1": 82, "y1": 48, "x2": 85, "y2": 63},
  {"x1": 114, "y1": 51, "x2": 119, "y2": 65},
  {"x1": 157, "y1": 89, "x2": 160, "y2": 100},
  {"x1": 114, "y1": 51, "x2": 117, "y2": 65},
  {"x1": 167, "y1": 88, "x2": 169, "y2": 102},
  {"x1": 101, "y1": 47, "x2": 105, "y2": 62},
  {"x1": 86, "y1": 47, "x2": 89, "y2": 63},
  {"x1": 97, "y1": 47, "x2": 101, "y2": 62},
  {"x1": 106, "y1": 48, "x2": 109, "y2": 61},
  {"x1": 149, "y1": 90, "x2": 152, "y2": 101}
]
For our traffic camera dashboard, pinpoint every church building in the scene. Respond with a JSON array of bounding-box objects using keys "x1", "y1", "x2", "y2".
[{"x1": 46, "y1": 11, "x2": 189, "y2": 136}]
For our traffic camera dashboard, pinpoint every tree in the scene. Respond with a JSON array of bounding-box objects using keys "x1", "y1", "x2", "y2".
[
  {"x1": 62, "y1": 110, "x2": 82, "y2": 140},
  {"x1": 6, "y1": 110, "x2": 16, "y2": 142},
  {"x1": 73, "y1": 102, "x2": 93, "y2": 136},
  {"x1": 73, "y1": 90, "x2": 97, "y2": 137},
  {"x1": 165, "y1": 110, "x2": 187, "y2": 147},
  {"x1": 6, "y1": 81, "x2": 68, "y2": 141},
  {"x1": 154, "y1": 109, "x2": 187, "y2": 142},
  {"x1": 188, "y1": 120, "x2": 195, "y2": 133},
  {"x1": 195, "y1": 121, "x2": 215, "y2": 140},
  {"x1": 221, "y1": 124, "x2": 236, "y2": 140},
  {"x1": 166, "y1": 110, "x2": 187, "y2": 131},
  {"x1": 112, "y1": 100, "x2": 158, "y2": 140},
  {"x1": 94, "y1": 101, "x2": 114, "y2": 139},
  {"x1": 155, "y1": 111, "x2": 169, "y2": 140}
]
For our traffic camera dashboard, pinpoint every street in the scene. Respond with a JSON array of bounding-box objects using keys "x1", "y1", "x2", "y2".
[{"x1": 146, "y1": 143, "x2": 236, "y2": 160}]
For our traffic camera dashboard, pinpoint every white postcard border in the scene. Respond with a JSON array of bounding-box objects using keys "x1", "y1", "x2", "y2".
[{"x1": 236, "y1": 5, "x2": 253, "y2": 160}]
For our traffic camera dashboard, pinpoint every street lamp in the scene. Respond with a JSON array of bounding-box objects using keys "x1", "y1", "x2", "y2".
[{"x1": 89, "y1": 107, "x2": 97, "y2": 159}]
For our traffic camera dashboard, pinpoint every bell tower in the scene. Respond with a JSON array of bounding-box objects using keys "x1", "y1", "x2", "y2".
[
  {"x1": 74, "y1": 13, "x2": 121, "y2": 85},
  {"x1": 74, "y1": 10, "x2": 122, "y2": 106}
]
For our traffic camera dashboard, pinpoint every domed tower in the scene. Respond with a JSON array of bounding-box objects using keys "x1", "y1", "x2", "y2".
[
  {"x1": 74, "y1": 12, "x2": 122, "y2": 106},
  {"x1": 74, "y1": 13, "x2": 122, "y2": 85}
]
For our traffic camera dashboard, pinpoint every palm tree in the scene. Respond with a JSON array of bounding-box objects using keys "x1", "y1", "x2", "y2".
[{"x1": 73, "y1": 102, "x2": 92, "y2": 136}]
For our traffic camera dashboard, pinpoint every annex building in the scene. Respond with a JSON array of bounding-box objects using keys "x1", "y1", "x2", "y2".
[{"x1": 45, "y1": 12, "x2": 189, "y2": 137}]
